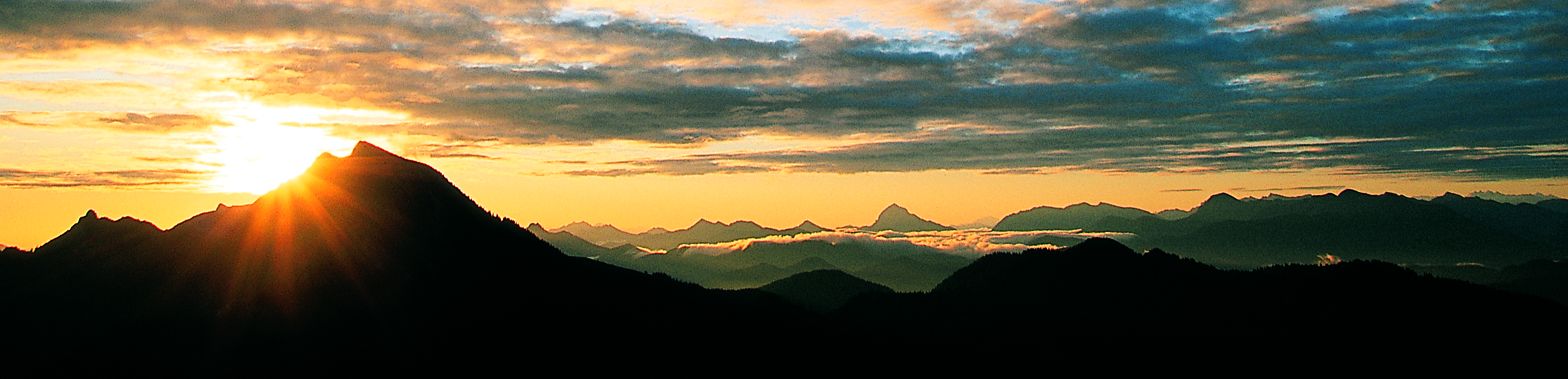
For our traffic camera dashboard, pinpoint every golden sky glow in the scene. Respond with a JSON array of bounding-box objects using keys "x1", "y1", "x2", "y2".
[{"x1": 2, "y1": 0, "x2": 1565, "y2": 247}]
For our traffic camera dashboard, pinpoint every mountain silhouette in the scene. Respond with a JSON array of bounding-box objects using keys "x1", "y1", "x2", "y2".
[
  {"x1": 1492, "y1": 259, "x2": 1568, "y2": 305},
  {"x1": 993, "y1": 202, "x2": 1156, "y2": 231},
  {"x1": 5, "y1": 144, "x2": 1565, "y2": 366},
  {"x1": 525, "y1": 222, "x2": 612, "y2": 257},
  {"x1": 760, "y1": 270, "x2": 893, "y2": 313},
  {"x1": 553, "y1": 221, "x2": 638, "y2": 246},
  {"x1": 864, "y1": 203, "x2": 951, "y2": 232},
  {"x1": 782, "y1": 220, "x2": 828, "y2": 234},
  {"x1": 1413, "y1": 259, "x2": 1568, "y2": 306},
  {"x1": 1539, "y1": 198, "x2": 1568, "y2": 214},
  {"x1": 833, "y1": 238, "x2": 1567, "y2": 347},
  {"x1": 551, "y1": 218, "x2": 824, "y2": 250},
  {"x1": 1431, "y1": 192, "x2": 1568, "y2": 247},
  {"x1": 1064, "y1": 190, "x2": 1566, "y2": 267},
  {"x1": 1468, "y1": 190, "x2": 1562, "y2": 204},
  {"x1": 0, "y1": 142, "x2": 807, "y2": 371},
  {"x1": 542, "y1": 234, "x2": 973, "y2": 291}
]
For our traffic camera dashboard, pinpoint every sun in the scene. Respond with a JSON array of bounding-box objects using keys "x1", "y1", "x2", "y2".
[
  {"x1": 202, "y1": 123, "x2": 356, "y2": 194},
  {"x1": 197, "y1": 95, "x2": 407, "y2": 194}
]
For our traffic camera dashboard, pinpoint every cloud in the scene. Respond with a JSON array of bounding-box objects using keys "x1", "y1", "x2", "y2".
[
  {"x1": 0, "y1": 167, "x2": 207, "y2": 189},
  {"x1": 0, "y1": 112, "x2": 221, "y2": 133},
  {"x1": 670, "y1": 229, "x2": 1133, "y2": 256},
  {"x1": 2, "y1": 0, "x2": 1565, "y2": 180}
]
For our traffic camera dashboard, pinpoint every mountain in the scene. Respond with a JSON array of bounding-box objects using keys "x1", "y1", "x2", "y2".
[
  {"x1": 0, "y1": 244, "x2": 28, "y2": 261},
  {"x1": 1539, "y1": 199, "x2": 1568, "y2": 214},
  {"x1": 526, "y1": 223, "x2": 611, "y2": 257},
  {"x1": 1492, "y1": 260, "x2": 1568, "y2": 305},
  {"x1": 1430, "y1": 192, "x2": 1568, "y2": 247},
  {"x1": 630, "y1": 219, "x2": 781, "y2": 250},
  {"x1": 833, "y1": 238, "x2": 1568, "y2": 344},
  {"x1": 0, "y1": 142, "x2": 807, "y2": 370},
  {"x1": 864, "y1": 204, "x2": 951, "y2": 232},
  {"x1": 1469, "y1": 190, "x2": 1562, "y2": 204},
  {"x1": 1413, "y1": 260, "x2": 1568, "y2": 306},
  {"x1": 553, "y1": 221, "x2": 638, "y2": 246},
  {"x1": 550, "y1": 219, "x2": 829, "y2": 251},
  {"x1": 782, "y1": 220, "x2": 828, "y2": 234},
  {"x1": 596, "y1": 236, "x2": 974, "y2": 291},
  {"x1": 1154, "y1": 209, "x2": 1190, "y2": 220},
  {"x1": 760, "y1": 270, "x2": 893, "y2": 313},
  {"x1": 994, "y1": 202, "x2": 1156, "y2": 231},
  {"x1": 1091, "y1": 190, "x2": 1564, "y2": 267}
]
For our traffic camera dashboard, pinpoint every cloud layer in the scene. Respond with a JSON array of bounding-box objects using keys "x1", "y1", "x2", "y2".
[
  {"x1": 672, "y1": 229, "x2": 1132, "y2": 256},
  {"x1": 3, "y1": 0, "x2": 1566, "y2": 180}
]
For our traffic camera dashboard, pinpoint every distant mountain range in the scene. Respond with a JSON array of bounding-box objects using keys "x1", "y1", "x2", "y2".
[
  {"x1": 3, "y1": 142, "x2": 1563, "y2": 368},
  {"x1": 549, "y1": 219, "x2": 828, "y2": 250},
  {"x1": 546, "y1": 204, "x2": 939, "y2": 251},
  {"x1": 1458, "y1": 190, "x2": 1562, "y2": 204},
  {"x1": 529, "y1": 223, "x2": 972, "y2": 292},
  {"x1": 981, "y1": 190, "x2": 1568, "y2": 267},
  {"x1": 532, "y1": 188, "x2": 1567, "y2": 286},
  {"x1": 1093, "y1": 190, "x2": 1568, "y2": 267}
]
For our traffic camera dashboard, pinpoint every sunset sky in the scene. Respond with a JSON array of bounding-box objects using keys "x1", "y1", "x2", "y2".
[{"x1": 2, "y1": 0, "x2": 1565, "y2": 247}]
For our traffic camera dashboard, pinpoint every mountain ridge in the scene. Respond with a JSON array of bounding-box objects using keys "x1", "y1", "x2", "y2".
[{"x1": 865, "y1": 203, "x2": 952, "y2": 232}]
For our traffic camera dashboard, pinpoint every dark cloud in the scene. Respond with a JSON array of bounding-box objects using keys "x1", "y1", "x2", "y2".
[{"x1": 6, "y1": 1, "x2": 1566, "y2": 179}]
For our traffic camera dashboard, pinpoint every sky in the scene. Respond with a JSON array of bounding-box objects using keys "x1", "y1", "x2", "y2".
[{"x1": 2, "y1": 0, "x2": 1566, "y2": 247}]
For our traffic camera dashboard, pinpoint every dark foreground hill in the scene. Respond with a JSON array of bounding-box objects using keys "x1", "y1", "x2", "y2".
[
  {"x1": 833, "y1": 238, "x2": 1568, "y2": 349},
  {"x1": 759, "y1": 270, "x2": 893, "y2": 312},
  {"x1": 1, "y1": 143, "x2": 1563, "y2": 370}
]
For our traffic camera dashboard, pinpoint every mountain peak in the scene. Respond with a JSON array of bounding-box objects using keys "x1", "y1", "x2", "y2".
[
  {"x1": 867, "y1": 204, "x2": 951, "y2": 232},
  {"x1": 1063, "y1": 237, "x2": 1137, "y2": 256},
  {"x1": 789, "y1": 220, "x2": 826, "y2": 233},
  {"x1": 687, "y1": 219, "x2": 725, "y2": 230},
  {"x1": 1204, "y1": 192, "x2": 1241, "y2": 204},
  {"x1": 349, "y1": 141, "x2": 397, "y2": 158},
  {"x1": 82, "y1": 209, "x2": 98, "y2": 220}
]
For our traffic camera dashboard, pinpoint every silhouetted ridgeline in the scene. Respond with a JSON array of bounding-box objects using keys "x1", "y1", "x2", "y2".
[
  {"x1": 1413, "y1": 259, "x2": 1568, "y2": 305},
  {"x1": 0, "y1": 142, "x2": 807, "y2": 372},
  {"x1": 1, "y1": 143, "x2": 1562, "y2": 372},
  {"x1": 1027, "y1": 190, "x2": 1568, "y2": 267},
  {"x1": 550, "y1": 218, "x2": 829, "y2": 250},
  {"x1": 532, "y1": 225, "x2": 973, "y2": 291},
  {"x1": 832, "y1": 238, "x2": 1567, "y2": 348},
  {"x1": 759, "y1": 269, "x2": 893, "y2": 312}
]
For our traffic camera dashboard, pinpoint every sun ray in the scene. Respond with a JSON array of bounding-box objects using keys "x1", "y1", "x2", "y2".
[{"x1": 194, "y1": 93, "x2": 407, "y2": 194}]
